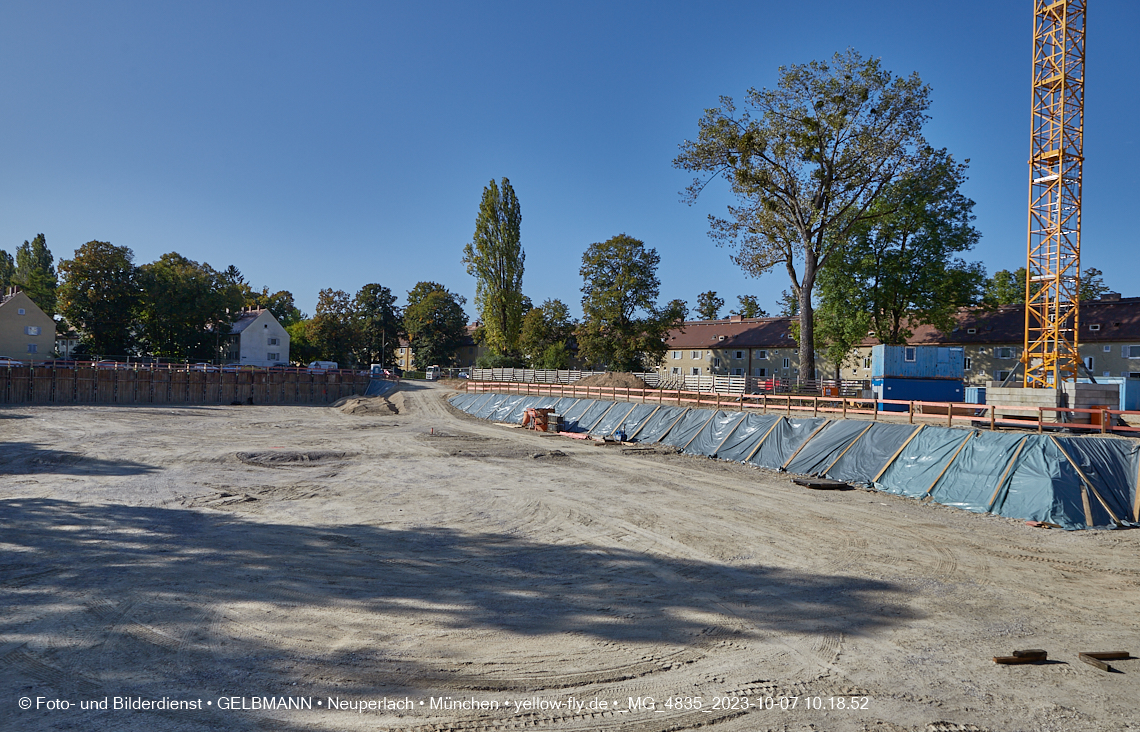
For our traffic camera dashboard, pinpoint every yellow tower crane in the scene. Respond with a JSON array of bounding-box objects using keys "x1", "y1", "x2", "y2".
[{"x1": 1023, "y1": 0, "x2": 1085, "y2": 388}]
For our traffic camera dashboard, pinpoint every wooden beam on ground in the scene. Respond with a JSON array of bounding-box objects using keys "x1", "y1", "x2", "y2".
[
  {"x1": 872, "y1": 425, "x2": 924, "y2": 484},
  {"x1": 1078, "y1": 653, "x2": 1113, "y2": 672}
]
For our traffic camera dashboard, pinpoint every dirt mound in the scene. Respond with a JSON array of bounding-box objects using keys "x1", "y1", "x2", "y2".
[
  {"x1": 573, "y1": 372, "x2": 649, "y2": 389},
  {"x1": 331, "y1": 395, "x2": 400, "y2": 415},
  {"x1": 236, "y1": 450, "x2": 354, "y2": 466}
]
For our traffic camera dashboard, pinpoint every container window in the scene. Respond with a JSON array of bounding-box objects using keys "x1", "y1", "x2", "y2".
[
  {"x1": 904, "y1": 347, "x2": 917, "y2": 362},
  {"x1": 1130, "y1": 372, "x2": 1140, "y2": 379},
  {"x1": 1089, "y1": 324, "x2": 1101, "y2": 331}
]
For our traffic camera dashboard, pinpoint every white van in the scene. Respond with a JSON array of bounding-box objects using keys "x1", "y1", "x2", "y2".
[
  {"x1": 308, "y1": 361, "x2": 338, "y2": 373},
  {"x1": 425, "y1": 365, "x2": 441, "y2": 381}
]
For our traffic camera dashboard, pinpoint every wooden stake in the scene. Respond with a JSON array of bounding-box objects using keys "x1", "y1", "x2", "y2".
[
  {"x1": 711, "y1": 414, "x2": 748, "y2": 457},
  {"x1": 627, "y1": 405, "x2": 660, "y2": 441},
  {"x1": 822, "y1": 422, "x2": 875, "y2": 476},
  {"x1": 655, "y1": 409, "x2": 690, "y2": 443},
  {"x1": 872, "y1": 425, "x2": 924, "y2": 484},
  {"x1": 987, "y1": 436, "x2": 1028, "y2": 512},
  {"x1": 1050, "y1": 435, "x2": 1122, "y2": 525},
  {"x1": 781, "y1": 420, "x2": 831, "y2": 471},
  {"x1": 924, "y1": 431, "x2": 975, "y2": 497},
  {"x1": 743, "y1": 418, "x2": 782, "y2": 464}
]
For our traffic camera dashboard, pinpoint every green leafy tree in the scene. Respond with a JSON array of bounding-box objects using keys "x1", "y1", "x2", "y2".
[
  {"x1": 519, "y1": 298, "x2": 575, "y2": 368},
  {"x1": 463, "y1": 177, "x2": 525, "y2": 358},
  {"x1": 664, "y1": 298, "x2": 689, "y2": 322},
  {"x1": 353, "y1": 283, "x2": 403, "y2": 367},
  {"x1": 983, "y1": 266, "x2": 1107, "y2": 307},
  {"x1": 0, "y1": 250, "x2": 14, "y2": 292},
  {"x1": 1079, "y1": 267, "x2": 1110, "y2": 302},
  {"x1": 58, "y1": 241, "x2": 140, "y2": 356},
  {"x1": 310, "y1": 289, "x2": 358, "y2": 366},
  {"x1": 695, "y1": 290, "x2": 724, "y2": 320},
  {"x1": 675, "y1": 48, "x2": 932, "y2": 380},
  {"x1": 286, "y1": 319, "x2": 321, "y2": 365},
  {"x1": 814, "y1": 146, "x2": 985, "y2": 374},
  {"x1": 14, "y1": 234, "x2": 58, "y2": 316},
  {"x1": 255, "y1": 289, "x2": 303, "y2": 327},
  {"x1": 731, "y1": 295, "x2": 767, "y2": 318},
  {"x1": 577, "y1": 234, "x2": 685, "y2": 371},
  {"x1": 137, "y1": 253, "x2": 243, "y2": 360},
  {"x1": 778, "y1": 289, "x2": 799, "y2": 317},
  {"x1": 403, "y1": 281, "x2": 468, "y2": 368}
]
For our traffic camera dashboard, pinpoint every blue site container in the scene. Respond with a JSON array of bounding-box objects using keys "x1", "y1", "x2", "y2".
[
  {"x1": 964, "y1": 386, "x2": 987, "y2": 404},
  {"x1": 871, "y1": 345, "x2": 964, "y2": 380},
  {"x1": 873, "y1": 377, "x2": 965, "y2": 412},
  {"x1": 1076, "y1": 377, "x2": 1140, "y2": 412}
]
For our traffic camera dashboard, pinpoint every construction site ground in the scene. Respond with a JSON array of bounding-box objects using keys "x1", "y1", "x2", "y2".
[{"x1": 2, "y1": 381, "x2": 1138, "y2": 732}]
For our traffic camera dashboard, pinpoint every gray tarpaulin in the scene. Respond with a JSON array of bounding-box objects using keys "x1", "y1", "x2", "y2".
[
  {"x1": 551, "y1": 397, "x2": 581, "y2": 416},
  {"x1": 875, "y1": 427, "x2": 974, "y2": 498},
  {"x1": 659, "y1": 409, "x2": 717, "y2": 447},
  {"x1": 560, "y1": 399, "x2": 598, "y2": 424},
  {"x1": 590, "y1": 403, "x2": 639, "y2": 436},
  {"x1": 488, "y1": 395, "x2": 528, "y2": 423},
  {"x1": 683, "y1": 411, "x2": 747, "y2": 457},
  {"x1": 630, "y1": 407, "x2": 689, "y2": 443},
  {"x1": 716, "y1": 413, "x2": 782, "y2": 463},
  {"x1": 747, "y1": 417, "x2": 828, "y2": 470},
  {"x1": 1054, "y1": 435, "x2": 1138, "y2": 524},
  {"x1": 990, "y1": 435, "x2": 1097, "y2": 529},
  {"x1": 827, "y1": 423, "x2": 922, "y2": 485},
  {"x1": 615, "y1": 404, "x2": 660, "y2": 439},
  {"x1": 570, "y1": 400, "x2": 617, "y2": 432},
  {"x1": 502, "y1": 396, "x2": 547, "y2": 423},
  {"x1": 474, "y1": 394, "x2": 507, "y2": 420},
  {"x1": 785, "y1": 420, "x2": 874, "y2": 476},
  {"x1": 929, "y1": 431, "x2": 1027, "y2": 513},
  {"x1": 448, "y1": 393, "x2": 475, "y2": 410}
]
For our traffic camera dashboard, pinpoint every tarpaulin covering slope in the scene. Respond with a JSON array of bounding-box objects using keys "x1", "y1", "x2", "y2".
[
  {"x1": 630, "y1": 407, "x2": 688, "y2": 443},
  {"x1": 1054, "y1": 436, "x2": 1139, "y2": 524},
  {"x1": 474, "y1": 394, "x2": 508, "y2": 420},
  {"x1": 615, "y1": 404, "x2": 660, "y2": 439},
  {"x1": 827, "y1": 423, "x2": 922, "y2": 485},
  {"x1": 550, "y1": 397, "x2": 581, "y2": 415},
  {"x1": 589, "y1": 403, "x2": 638, "y2": 436},
  {"x1": 659, "y1": 409, "x2": 717, "y2": 448},
  {"x1": 748, "y1": 417, "x2": 828, "y2": 470},
  {"x1": 504, "y1": 396, "x2": 561, "y2": 423},
  {"x1": 875, "y1": 427, "x2": 973, "y2": 498},
  {"x1": 716, "y1": 413, "x2": 781, "y2": 463},
  {"x1": 990, "y1": 435, "x2": 1105, "y2": 530},
  {"x1": 929, "y1": 432, "x2": 1027, "y2": 513},
  {"x1": 684, "y1": 411, "x2": 747, "y2": 457},
  {"x1": 560, "y1": 399, "x2": 598, "y2": 424},
  {"x1": 447, "y1": 393, "x2": 477, "y2": 410},
  {"x1": 785, "y1": 420, "x2": 873, "y2": 476},
  {"x1": 487, "y1": 395, "x2": 528, "y2": 423},
  {"x1": 570, "y1": 400, "x2": 617, "y2": 432}
]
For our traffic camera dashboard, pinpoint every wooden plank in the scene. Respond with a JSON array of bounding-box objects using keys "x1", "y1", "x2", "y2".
[
  {"x1": 681, "y1": 412, "x2": 719, "y2": 451},
  {"x1": 994, "y1": 655, "x2": 1045, "y2": 665},
  {"x1": 924, "y1": 431, "x2": 975, "y2": 497},
  {"x1": 653, "y1": 409, "x2": 690, "y2": 444},
  {"x1": 1080, "y1": 651, "x2": 1130, "y2": 660},
  {"x1": 1078, "y1": 653, "x2": 1113, "y2": 672},
  {"x1": 1050, "y1": 435, "x2": 1122, "y2": 525},
  {"x1": 987, "y1": 436, "x2": 1029, "y2": 511},
  {"x1": 1012, "y1": 649, "x2": 1048, "y2": 660},
  {"x1": 872, "y1": 425, "x2": 924, "y2": 484},
  {"x1": 822, "y1": 422, "x2": 875, "y2": 476},
  {"x1": 710, "y1": 414, "x2": 748, "y2": 457},
  {"x1": 743, "y1": 418, "x2": 782, "y2": 464},
  {"x1": 793, "y1": 477, "x2": 851, "y2": 491},
  {"x1": 626, "y1": 405, "x2": 660, "y2": 441},
  {"x1": 780, "y1": 420, "x2": 831, "y2": 471}
]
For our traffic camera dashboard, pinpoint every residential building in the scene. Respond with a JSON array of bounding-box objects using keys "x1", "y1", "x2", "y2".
[
  {"x1": 0, "y1": 287, "x2": 55, "y2": 362},
  {"x1": 223, "y1": 308, "x2": 290, "y2": 367},
  {"x1": 661, "y1": 315, "x2": 805, "y2": 380}
]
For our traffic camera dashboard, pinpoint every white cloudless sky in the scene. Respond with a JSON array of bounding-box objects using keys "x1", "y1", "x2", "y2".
[{"x1": 2, "y1": 1, "x2": 1136, "y2": 320}]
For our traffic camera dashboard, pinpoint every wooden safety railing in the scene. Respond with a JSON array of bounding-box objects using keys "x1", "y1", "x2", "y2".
[{"x1": 462, "y1": 380, "x2": 1140, "y2": 435}]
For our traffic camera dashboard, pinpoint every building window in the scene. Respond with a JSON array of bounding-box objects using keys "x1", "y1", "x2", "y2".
[
  {"x1": 27, "y1": 344, "x2": 37, "y2": 353},
  {"x1": 755, "y1": 350, "x2": 767, "y2": 359},
  {"x1": 1089, "y1": 324, "x2": 1101, "y2": 331},
  {"x1": 1084, "y1": 356, "x2": 1094, "y2": 371},
  {"x1": 754, "y1": 367, "x2": 767, "y2": 377},
  {"x1": 964, "y1": 356, "x2": 972, "y2": 370},
  {"x1": 268, "y1": 337, "x2": 279, "y2": 346},
  {"x1": 25, "y1": 325, "x2": 40, "y2": 336},
  {"x1": 863, "y1": 357, "x2": 871, "y2": 369},
  {"x1": 734, "y1": 350, "x2": 744, "y2": 359},
  {"x1": 690, "y1": 367, "x2": 700, "y2": 376},
  {"x1": 996, "y1": 347, "x2": 1013, "y2": 360},
  {"x1": 18, "y1": 308, "x2": 26, "y2": 315},
  {"x1": 711, "y1": 357, "x2": 721, "y2": 368},
  {"x1": 267, "y1": 353, "x2": 279, "y2": 361},
  {"x1": 1130, "y1": 372, "x2": 1140, "y2": 379},
  {"x1": 904, "y1": 347, "x2": 916, "y2": 362},
  {"x1": 691, "y1": 350, "x2": 702, "y2": 359},
  {"x1": 967, "y1": 327, "x2": 976, "y2": 334},
  {"x1": 732, "y1": 368, "x2": 743, "y2": 375},
  {"x1": 996, "y1": 370, "x2": 1011, "y2": 381},
  {"x1": 1127, "y1": 346, "x2": 1140, "y2": 359},
  {"x1": 671, "y1": 367, "x2": 680, "y2": 375},
  {"x1": 1104, "y1": 345, "x2": 1112, "y2": 352},
  {"x1": 671, "y1": 351, "x2": 681, "y2": 359},
  {"x1": 782, "y1": 357, "x2": 790, "y2": 368}
]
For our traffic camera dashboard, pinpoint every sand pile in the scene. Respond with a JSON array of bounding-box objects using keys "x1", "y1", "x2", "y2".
[
  {"x1": 573, "y1": 372, "x2": 648, "y2": 389},
  {"x1": 332, "y1": 395, "x2": 399, "y2": 415}
]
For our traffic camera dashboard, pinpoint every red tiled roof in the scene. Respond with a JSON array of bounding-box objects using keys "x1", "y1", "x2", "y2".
[{"x1": 665, "y1": 317, "x2": 798, "y2": 349}]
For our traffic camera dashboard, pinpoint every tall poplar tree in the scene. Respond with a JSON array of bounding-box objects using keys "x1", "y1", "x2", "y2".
[
  {"x1": 14, "y1": 234, "x2": 58, "y2": 316},
  {"x1": 463, "y1": 177, "x2": 525, "y2": 360}
]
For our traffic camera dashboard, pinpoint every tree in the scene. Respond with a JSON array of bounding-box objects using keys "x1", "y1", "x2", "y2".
[
  {"x1": 695, "y1": 290, "x2": 724, "y2": 320},
  {"x1": 664, "y1": 298, "x2": 689, "y2": 322},
  {"x1": 814, "y1": 146, "x2": 985, "y2": 371},
  {"x1": 403, "y1": 281, "x2": 468, "y2": 368},
  {"x1": 983, "y1": 265, "x2": 1107, "y2": 307},
  {"x1": 137, "y1": 253, "x2": 243, "y2": 360},
  {"x1": 463, "y1": 177, "x2": 525, "y2": 358},
  {"x1": 675, "y1": 48, "x2": 932, "y2": 380},
  {"x1": 519, "y1": 298, "x2": 575, "y2": 368},
  {"x1": 353, "y1": 283, "x2": 403, "y2": 367},
  {"x1": 778, "y1": 289, "x2": 799, "y2": 317},
  {"x1": 256, "y1": 289, "x2": 304, "y2": 327},
  {"x1": 310, "y1": 289, "x2": 357, "y2": 366},
  {"x1": 731, "y1": 295, "x2": 767, "y2": 318},
  {"x1": 14, "y1": 234, "x2": 58, "y2": 316},
  {"x1": 1079, "y1": 267, "x2": 1110, "y2": 302},
  {"x1": 285, "y1": 319, "x2": 320, "y2": 366},
  {"x1": 577, "y1": 234, "x2": 685, "y2": 371},
  {"x1": 0, "y1": 250, "x2": 13, "y2": 292},
  {"x1": 58, "y1": 241, "x2": 140, "y2": 356}
]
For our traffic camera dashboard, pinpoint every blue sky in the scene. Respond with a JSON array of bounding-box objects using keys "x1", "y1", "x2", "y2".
[{"x1": 2, "y1": 1, "x2": 1137, "y2": 320}]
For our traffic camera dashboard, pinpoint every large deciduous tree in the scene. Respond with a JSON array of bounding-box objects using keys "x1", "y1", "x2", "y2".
[
  {"x1": 813, "y1": 147, "x2": 985, "y2": 371},
  {"x1": 577, "y1": 234, "x2": 685, "y2": 372},
  {"x1": 695, "y1": 290, "x2": 724, "y2": 320},
  {"x1": 463, "y1": 177, "x2": 525, "y2": 359},
  {"x1": 403, "y1": 281, "x2": 468, "y2": 369},
  {"x1": 137, "y1": 252, "x2": 243, "y2": 360},
  {"x1": 675, "y1": 48, "x2": 931, "y2": 380},
  {"x1": 731, "y1": 295, "x2": 767, "y2": 318},
  {"x1": 983, "y1": 266, "x2": 1109, "y2": 307},
  {"x1": 353, "y1": 283, "x2": 403, "y2": 367},
  {"x1": 310, "y1": 289, "x2": 357, "y2": 366},
  {"x1": 14, "y1": 234, "x2": 58, "y2": 316},
  {"x1": 519, "y1": 298, "x2": 575, "y2": 369},
  {"x1": 58, "y1": 241, "x2": 140, "y2": 356}
]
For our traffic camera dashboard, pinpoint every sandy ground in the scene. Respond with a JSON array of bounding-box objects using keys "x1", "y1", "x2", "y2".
[{"x1": 2, "y1": 382, "x2": 1139, "y2": 732}]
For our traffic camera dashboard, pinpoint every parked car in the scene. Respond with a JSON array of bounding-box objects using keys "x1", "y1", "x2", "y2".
[
  {"x1": 190, "y1": 363, "x2": 219, "y2": 372},
  {"x1": 95, "y1": 360, "x2": 125, "y2": 370},
  {"x1": 458, "y1": 371, "x2": 470, "y2": 379},
  {"x1": 0, "y1": 357, "x2": 25, "y2": 367}
]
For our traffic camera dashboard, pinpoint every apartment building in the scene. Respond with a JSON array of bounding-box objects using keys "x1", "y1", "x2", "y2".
[
  {"x1": 662, "y1": 316, "x2": 806, "y2": 379},
  {"x1": 0, "y1": 288, "x2": 55, "y2": 362}
]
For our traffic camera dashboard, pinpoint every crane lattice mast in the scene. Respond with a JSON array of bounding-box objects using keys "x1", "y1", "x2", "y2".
[{"x1": 1023, "y1": 0, "x2": 1085, "y2": 388}]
